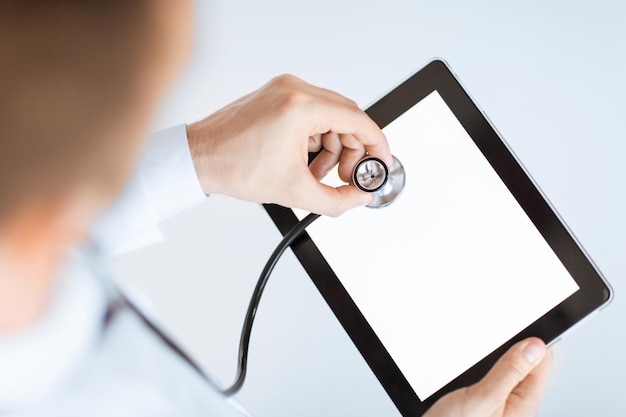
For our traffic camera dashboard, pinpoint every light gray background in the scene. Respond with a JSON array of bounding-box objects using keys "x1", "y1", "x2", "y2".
[{"x1": 110, "y1": 1, "x2": 626, "y2": 416}]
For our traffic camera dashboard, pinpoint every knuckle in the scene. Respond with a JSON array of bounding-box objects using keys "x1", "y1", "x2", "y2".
[
  {"x1": 327, "y1": 190, "x2": 350, "y2": 217},
  {"x1": 276, "y1": 88, "x2": 311, "y2": 113},
  {"x1": 286, "y1": 89, "x2": 311, "y2": 107},
  {"x1": 328, "y1": 202, "x2": 346, "y2": 217},
  {"x1": 269, "y1": 74, "x2": 313, "y2": 112},
  {"x1": 507, "y1": 388, "x2": 541, "y2": 416},
  {"x1": 315, "y1": 189, "x2": 345, "y2": 218},
  {"x1": 502, "y1": 359, "x2": 527, "y2": 384},
  {"x1": 346, "y1": 98, "x2": 359, "y2": 109},
  {"x1": 271, "y1": 73, "x2": 300, "y2": 89},
  {"x1": 326, "y1": 206, "x2": 344, "y2": 218}
]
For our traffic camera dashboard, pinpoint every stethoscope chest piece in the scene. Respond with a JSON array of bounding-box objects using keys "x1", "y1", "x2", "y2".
[{"x1": 352, "y1": 155, "x2": 406, "y2": 208}]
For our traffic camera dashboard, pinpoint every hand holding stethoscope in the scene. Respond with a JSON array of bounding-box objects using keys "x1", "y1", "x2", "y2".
[{"x1": 185, "y1": 74, "x2": 395, "y2": 217}]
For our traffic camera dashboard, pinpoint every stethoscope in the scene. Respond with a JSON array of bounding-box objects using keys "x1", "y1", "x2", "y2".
[
  {"x1": 99, "y1": 155, "x2": 406, "y2": 396},
  {"x1": 352, "y1": 155, "x2": 405, "y2": 208}
]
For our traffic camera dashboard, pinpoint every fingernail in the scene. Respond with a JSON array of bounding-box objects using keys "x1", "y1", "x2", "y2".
[{"x1": 523, "y1": 340, "x2": 546, "y2": 364}]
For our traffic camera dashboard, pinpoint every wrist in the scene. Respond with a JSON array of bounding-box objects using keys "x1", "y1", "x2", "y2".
[{"x1": 186, "y1": 121, "x2": 215, "y2": 196}]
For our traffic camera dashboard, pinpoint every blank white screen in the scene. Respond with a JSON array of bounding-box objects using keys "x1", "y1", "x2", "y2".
[{"x1": 302, "y1": 91, "x2": 579, "y2": 400}]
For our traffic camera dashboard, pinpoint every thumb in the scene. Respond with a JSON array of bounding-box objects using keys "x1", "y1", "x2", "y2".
[
  {"x1": 298, "y1": 180, "x2": 372, "y2": 216},
  {"x1": 469, "y1": 338, "x2": 547, "y2": 407}
]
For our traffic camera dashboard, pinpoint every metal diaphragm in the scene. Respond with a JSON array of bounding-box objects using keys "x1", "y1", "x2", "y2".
[{"x1": 352, "y1": 155, "x2": 406, "y2": 208}]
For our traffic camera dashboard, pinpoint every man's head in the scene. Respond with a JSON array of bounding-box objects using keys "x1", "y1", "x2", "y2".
[
  {"x1": 0, "y1": 1, "x2": 193, "y2": 332},
  {"x1": 0, "y1": 1, "x2": 193, "y2": 223}
]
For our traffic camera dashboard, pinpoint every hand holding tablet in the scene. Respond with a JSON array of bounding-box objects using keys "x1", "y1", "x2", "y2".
[
  {"x1": 425, "y1": 338, "x2": 551, "y2": 417},
  {"x1": 265, "y1": 60, "x2": 612, "y2": 416}
]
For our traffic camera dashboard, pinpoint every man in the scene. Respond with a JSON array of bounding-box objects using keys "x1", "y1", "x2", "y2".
[{"x1": 0, "y1": 2, "x2": 552, "y2": 416}]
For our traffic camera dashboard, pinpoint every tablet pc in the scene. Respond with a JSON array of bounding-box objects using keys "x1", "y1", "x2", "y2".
[{"x1": 263, "y1": 59, "x2": 612, "y2": 416}]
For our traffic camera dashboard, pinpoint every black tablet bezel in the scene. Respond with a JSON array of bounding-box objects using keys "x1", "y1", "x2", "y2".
[{"x1": 263, "y1": 60, "x2": 612, "y2": 416}]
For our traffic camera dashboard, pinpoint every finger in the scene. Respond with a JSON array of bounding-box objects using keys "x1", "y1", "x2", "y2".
[
  {"x1": 338, "y1": 142, "x2": 367, "y2": 182},
  {"x1": 295, "y1": 178, "x2": 372, "y2": 216},
  {"x1": 505, "y1": 348, "x2": 553, "y2": 417},
  {"x1": 309, "y1": 149, "x2": 338, "y2": 181},
  {"x1": 365, "y1": 137, "x2": 393, "y2": 167},
  {"x1": 308, "y1": 132, "x2": 342, "y2": 180},
  {"x1": 308, "y1": 133, "x2": 323, "y2": 152},
  {"x1": 468, "y1": 338, "x2": 547, "y2": 408},
  {"x1": 333, "y1": 121, "x2": 392, "y2": 168},
  {"x1": 269, "y1": 74, "x2": 392, "y2": 163},
  {"x1": 305, "y1": 100, "x2": 391, "y2": 162},
  {"x1": 335, "y1": 129, "x2": 393, "y2": 168}
]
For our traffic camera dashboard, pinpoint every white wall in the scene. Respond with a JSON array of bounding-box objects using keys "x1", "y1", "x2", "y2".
[{"x1": 111, "y1": 1, "x2": 626, "y2": 416}]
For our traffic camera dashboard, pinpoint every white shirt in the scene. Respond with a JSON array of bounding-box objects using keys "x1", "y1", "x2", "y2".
[{"x1": 0, "y1": 125, "x2": 250, "y2": 416}]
